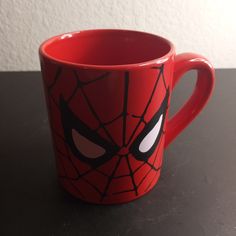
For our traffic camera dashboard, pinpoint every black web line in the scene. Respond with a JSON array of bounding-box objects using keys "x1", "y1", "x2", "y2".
[
  {"x1": 68, "y1": 180, "x2": 85, "y2": 198},
  {"x1": 81, "y1": 167, "x2": 109, "y2": 178},
  {"x1": 100, "y1": 156, "x2": 123, "y2": 201},
  {"x1": 112, "y1": 167, "x2": 161, "y2": 195},
  {"x1": 59, "y1": 175, "x2": 103, "y2": 195},
  {"x1": 126, "y1": 154, "x2": 138, "y2": 195},
  {"x1": 55, "y1": 133, "x2": 109, "y2": 178},
  {"x1": 135, "y1": 136, "x2": 163, "y2": 189},
  {"x1": 151, "y1": 142, "x2": 161, "y2": 167},
  {"x1": 59, "y1": 170, "x2": 84, "y2": 198},
  {"x1": 65, "y1": 144, "x2": 80, "y2": 176},
  {"x1": 146, "y1": 131, "x2": 164, "y2": 172},
  {"x1": 93, "y1": 113, "x2": 123, "y2": 132},
  {"x1": 67, "y1": 71, "x2": 111, "y2": 103},
  {"x1": 79, "y1": 85, "x2": 117, "y2": 146},
  {"x1": 144, "y1": 132, "x2": 165, "y2": 192},
  {"x1": 151, "y1": 66, "x2": 163, "y2": 70},
  {"x1": 47, "y1": 84, "x2": 61, "y2": 110},
  {"x1": 113, "y1": 146, "x2": 163, "y2": 195},
  {"x1": 47, "y1": 68, "x2": 63, "y2": 110},
  {"x1": 51, "y1": 127, "x2": 65, "y2": 142},
  {"x1": 112, "y1": 158, "x2": 162, "y2": 195},
  {"x1": 103, "y1": 113, "x2": 123, "y2": 125},
  {"x1": 112, "y1": 174, "x2": 130, "y2": 179},
  {"x1": 131, "y1": 114, "x2": 144, "y2": 118},
  {"x1": 123, "y1": 72, "x2": 129, "y2": 146},
  {"x1": 62, "y1": 145, "x2": 105, "y2": 195},
  {"x1": 60, "y1": 146, "x2": 103, "y2": 195},
  {"x1": 112, "y1": 189, "x2": 135, "y2": 195},
  {"x1": 152, "y1": 65, "x2": 167, "y2": 90},
  {"x1": 112, "y1": 154, "x2": 138, "y2": 196},
  {"x1": 112, "y1": 133, "x2": 164, "y2": 195},
  {"x1": 73, "y1": 70, "x2": 117, "y2": 146},
  {"x1": 55, "y1": 146, "x2": 68, "y2": 159},
  {"x1": 161, "y1": 73, "x2": 167, "y2": 90},
  {"x1": 52, "y1": 128, "x2": 110, "y2": 178},
  {"x1": 58, "y1": 160, "x2": 109, "y2": 179},
  {"x1": 50, "y1": 96, "x2": 61, "y2": 110},
  {"x1": 131, "y1": 114, "x2": 147, "y2": 125},
  {"x1": 144, "y1": 171, "x2": 159, "y2": 192},
  {"x1": 57, "y1": 152, "x2": 84, "y2": 198},
  {"x1": 67, "y1": 82, "x2": 79, "y2": 103},
  {"x1": 55, "y1": 150, "x2": 67, "y2": 175},
  {"x1": 137, "y1": 166, "x2": 161, "y2": 188},
  {"x1": 127, "y1": 64, "x2": 164, "y2": 145},
  {"x1": 53, "y1": 127, "x2": 106, "y2": 195},
  {"x1": 61, "y1": 177, "x2": 85, "y2": 198},
  {"x1": 82, "y1": 72, "x2": 110, "y2": 85},
  {"x1": 133, "y1": 133, "x2": 164, "y2": 174},
  {"x1": 80, "y1": 178, "x2": 103, "y2": 195},
  {"x1": 132, "y1": 160, "x2": 159, "y2": 174},
  {"x1": 48, "y1": 67, "x2": 62, "y2": 91},
  {"x1": 46, "y1": 68, "x2": 63, "y2": 110},
  {"x1": 147, "y1": 159, "x2": 160, "y2": 171}
]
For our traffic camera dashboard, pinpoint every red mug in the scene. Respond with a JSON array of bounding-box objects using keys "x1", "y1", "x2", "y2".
[{"x1": 39, "y1": 29, "x2": 215, "y2": 204}]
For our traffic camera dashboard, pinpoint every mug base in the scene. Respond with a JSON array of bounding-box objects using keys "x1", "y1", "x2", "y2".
[{"x1": 58, "y1": 170, "x2": 161, "y2": 205}]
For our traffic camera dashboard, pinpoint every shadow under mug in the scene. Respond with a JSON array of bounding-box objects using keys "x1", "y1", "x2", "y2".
[{"x1": 39, "y1": 29, "x2": 215, "y2": 204}]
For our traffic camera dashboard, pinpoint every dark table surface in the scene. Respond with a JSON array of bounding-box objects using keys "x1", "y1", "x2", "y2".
[{"x1": 0, "y1": 69, "x2": 236, "y2": 236}]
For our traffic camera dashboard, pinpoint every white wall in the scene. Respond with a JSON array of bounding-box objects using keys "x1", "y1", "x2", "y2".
[{"x1": 0, "y1": 0, "x2": 235, "y2": 71}]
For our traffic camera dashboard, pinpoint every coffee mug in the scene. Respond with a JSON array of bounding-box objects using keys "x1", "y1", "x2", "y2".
[{"x1": 39, "y1": 29, "x2": 215, "y2": 204}]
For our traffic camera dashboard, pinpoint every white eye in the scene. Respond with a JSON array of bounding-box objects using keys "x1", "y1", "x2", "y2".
[
  {"x1": 72, "y1": 129, "x2": 106, "y2": 158},
  {"x1": 139, "y1": 114, "x2": 163, "y2": 153}
]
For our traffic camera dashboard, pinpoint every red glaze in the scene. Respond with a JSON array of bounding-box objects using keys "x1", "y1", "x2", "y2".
[
  {"x1": 39, "y1": 29, "x2": 215, "y2": 204},
  {"x1": 165, "y1": 53, "x2": 215, "y2": 147}
]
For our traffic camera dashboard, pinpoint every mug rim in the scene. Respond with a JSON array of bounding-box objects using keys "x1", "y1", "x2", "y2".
[{"x1": 39, "y1": 29, "x2": 175, "y2": 70}]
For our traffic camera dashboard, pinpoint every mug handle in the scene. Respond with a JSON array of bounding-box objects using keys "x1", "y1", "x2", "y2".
[{"x1": 164, "y1": 53, "x2": 215, "y2": 148}]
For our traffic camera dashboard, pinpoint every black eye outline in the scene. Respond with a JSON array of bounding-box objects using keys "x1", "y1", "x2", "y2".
[
  {"x1": 130, "y1": 88, "x2": 169, "y2": 161},
  {"x1": 59, "y1": 96, "x2": 119, "y2": 167}
]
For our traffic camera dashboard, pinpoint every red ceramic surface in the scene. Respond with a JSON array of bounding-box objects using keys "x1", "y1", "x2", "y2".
[{"x1": 39, "y1": 29, "x2": 215, "y2": 204}]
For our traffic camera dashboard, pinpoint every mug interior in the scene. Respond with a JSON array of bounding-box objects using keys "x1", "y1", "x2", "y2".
[{"x1": 40, "y1": 29, "x2": 172, "y2": 67}]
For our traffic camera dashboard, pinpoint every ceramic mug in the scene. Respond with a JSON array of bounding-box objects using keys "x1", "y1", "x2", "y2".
[{"x1": 39, "y1": 29, "x2": 215, "y2": 204}]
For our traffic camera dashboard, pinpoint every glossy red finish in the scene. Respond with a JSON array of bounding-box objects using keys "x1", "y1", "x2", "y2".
[
  {"x1": 39, "y1": 29, "x2": 215, "y2": 204},
  {"x1": 165, "y1": 53, "x2": 215, "y2": 147}
]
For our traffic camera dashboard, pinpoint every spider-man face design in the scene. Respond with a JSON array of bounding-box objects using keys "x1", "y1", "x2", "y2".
[{"x1": 43, "y1": 63, "x2": 170, "y2": 204}]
